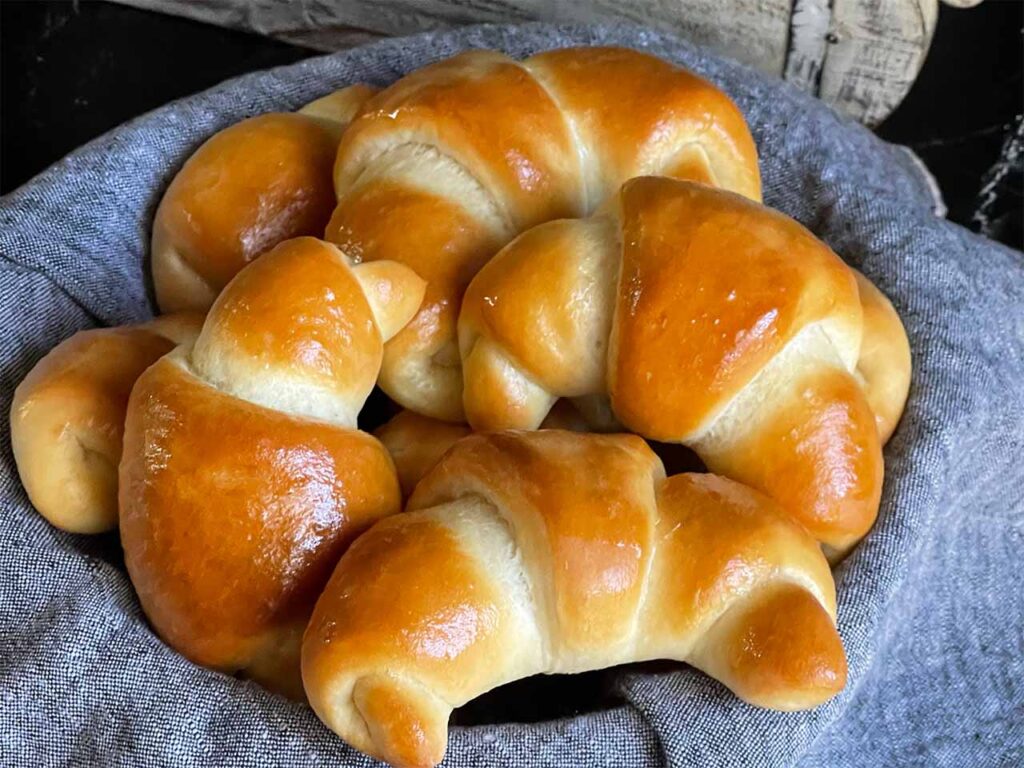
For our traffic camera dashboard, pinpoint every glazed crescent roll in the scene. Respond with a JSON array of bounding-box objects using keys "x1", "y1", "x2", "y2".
[
  {"x1": 327, "y1": 47, "x2": 761, "y2": 421},
  {"x1": 120, "y1": 237, "x2": 424, "y2": 697},
  {"x1": 460, "y1": 177, "x2": 912, "y2": 557},
  {"x1": 10, "y1": 312, "x2": 203, "y2": 533},
  {"x1": 373, "y1": 410, "x2": 470, "y2": 499},
  {"x1": 373, "y1": 400, "x2": 594, "y2": 498},
  {"x1": 303, "y1": 431, "x2": 846, "y2": 768},
  {"x1": 153, "y1": 84, "x2": 376, "y2": 313}
]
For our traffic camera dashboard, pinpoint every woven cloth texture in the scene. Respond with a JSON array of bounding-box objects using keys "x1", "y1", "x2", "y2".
[{"x1": 1, "y1": 23, "x2": 1021, "y2": 768}]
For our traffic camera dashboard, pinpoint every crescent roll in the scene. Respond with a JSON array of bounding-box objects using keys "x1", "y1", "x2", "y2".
[
  {"x1": 120, "y1": 237, "x2": 423, "y2": 696},
  {"x1": 303, "y1": 431, "x2": 846, "y2": 768},
  {"x1": 460, "y1": 177, "x2": 912, "y2": 557}
]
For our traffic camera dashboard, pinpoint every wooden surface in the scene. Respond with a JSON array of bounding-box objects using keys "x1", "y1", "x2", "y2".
[
  {"x1": 782, "y1": 0, "x2": 940, "y2": 126},
  {"x1": 821, "y1": 0, "x2": 938, "y2": 125},
  {"x1": 116, "y1": 0, "x2": 981, "y2": 125}
]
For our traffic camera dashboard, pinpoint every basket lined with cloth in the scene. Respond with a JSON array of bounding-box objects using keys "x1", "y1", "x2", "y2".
[{"x1": 1, "y1": 23, "x2": 1022, "y2": 768}]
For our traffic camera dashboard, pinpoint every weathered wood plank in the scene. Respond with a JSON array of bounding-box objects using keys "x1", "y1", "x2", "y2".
[
  {"x1": 821, "y1": 0, "x2": 937, "y2": 124},
  {"x1": 785, "y1": 0, "x2": 832, "y2": 93},
  {"x1": 115, "y1": 0, "x2": 968, "y2": 125}
]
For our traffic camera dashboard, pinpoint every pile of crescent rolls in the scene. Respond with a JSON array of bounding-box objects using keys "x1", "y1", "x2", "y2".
[{"x1": 10, "y1": 47, "x2": 911, "y2": 768}]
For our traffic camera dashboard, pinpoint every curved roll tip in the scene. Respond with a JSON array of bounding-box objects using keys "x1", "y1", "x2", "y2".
[
  {"x1": 353, "y1": 673, "x2": 450, "y2": 768},
  {"x1": 695, "y1": 584, "x2": 847, "y2": 711}
]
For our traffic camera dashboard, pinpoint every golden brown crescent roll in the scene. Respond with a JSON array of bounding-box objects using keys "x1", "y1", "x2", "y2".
[
  {"x1": 10, "y1": 312, "x2": 203, "y2": 534},
  {"x1": 303, "y1": 431, "x2": 846, "y2": 768},
  {"x1": 327, "y1": 47, "x2": 761, "y2": 422},
  {"x1": 120, "y1": 237, "x2": 423, "y2": 697},
  {"x1": 374, "y1": 410, "x2": 470, "y2": 498},
  {"x1": 152, "y1": 84, "x2": 376, "y2": 313},
  {"x1": 852, "y1": 270, "x2": 912, "y2": 443},
  {"x1": 374, "y1": 400, "x2": 603, "y2": 497},
  {"x1": 460, "y1": 177, "x2": 911, "y2": 558}
]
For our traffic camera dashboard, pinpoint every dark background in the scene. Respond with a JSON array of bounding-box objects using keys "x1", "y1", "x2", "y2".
[{"x1": 2, "y1": 0, "x2": 1021, "y2": 247}]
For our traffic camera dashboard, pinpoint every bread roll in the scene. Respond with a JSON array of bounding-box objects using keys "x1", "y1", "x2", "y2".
[
  {"x1": 121, "y1": 237, "x2": 423, "y2": 696},
  {"x1": 327, "y1": 47, "x2": 760, "y2": 421},
  {"x1": 10, "y1": 313, "x2": 203, "y2": 533},
  {"x1": 460, "y1": 177, "x2": 911, "y2": 558},
  {"x1": 153, "y1": 84, "x2": 376, "y2": 312},
  {"x1": 303, "y1": 431, "x2": 845, "y2": 767}
]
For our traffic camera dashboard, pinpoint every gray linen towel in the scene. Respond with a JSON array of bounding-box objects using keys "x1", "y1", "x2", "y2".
[{"x1": 1, "y1": 23, "x2": 1021, "y2": 768}]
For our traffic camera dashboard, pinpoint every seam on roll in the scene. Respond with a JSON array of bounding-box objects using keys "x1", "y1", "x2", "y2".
[
  {"x1": 628, "y1": 471, "x2": 663, "y2": 658},
  {"x1": 343, "y1": 140, "x2": 516, "y2": 238},
  {"x1": 178, "y1": 348, "x2": 359, "y2": 430},
  {"x1": 519, "y1": 59, "x2": 592, "y2": 214},
  {"x1": 688, "y1": 572, "x2": 823, "y2": 664},
  {"x1": 491, "y1": 335, "x2": 552, "y2": 395},
  {"x1": 438, "y1": 489, "x2": 553, "y2": 668},
  {"x1": 660, "y1": 140, "x2": 719, "y2": 187},
  {"x1": 688, "y1": 321, "x2": 850, "y2": 445}
]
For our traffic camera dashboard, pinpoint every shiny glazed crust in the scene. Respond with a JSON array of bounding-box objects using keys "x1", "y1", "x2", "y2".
[
  {"x1": 120, "y1": 237, "x2": 422, "y2": 695},
  {"x1": 9, "y1": 313, "x2": 203, "y2": 533},
  {"x1": 460, "y1": 177, "x2": 911, "y2": 556},
  {"x1": 328, "y1": 47, "x2": 762, "y2": 421},
  {"x1": 302, "y1": 431, "x2": 845, "y2": 768},
  {"x1": 120, "y1": 352, "x2": 400, "y2": 697},
  {"x1": 152, "y1": 84, "x2": 376, "y2": 313}
]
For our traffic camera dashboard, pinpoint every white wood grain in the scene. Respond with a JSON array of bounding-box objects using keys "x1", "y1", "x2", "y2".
[
  {"x1": 821, "y1": 0, "x2": 938, "y2": 124},
  {"x1": 785, "y1": 0, "x2": 832, "y2": 93},
  {"x1": 115, "y1": 0, "x2": 974, "y2": 125}
]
